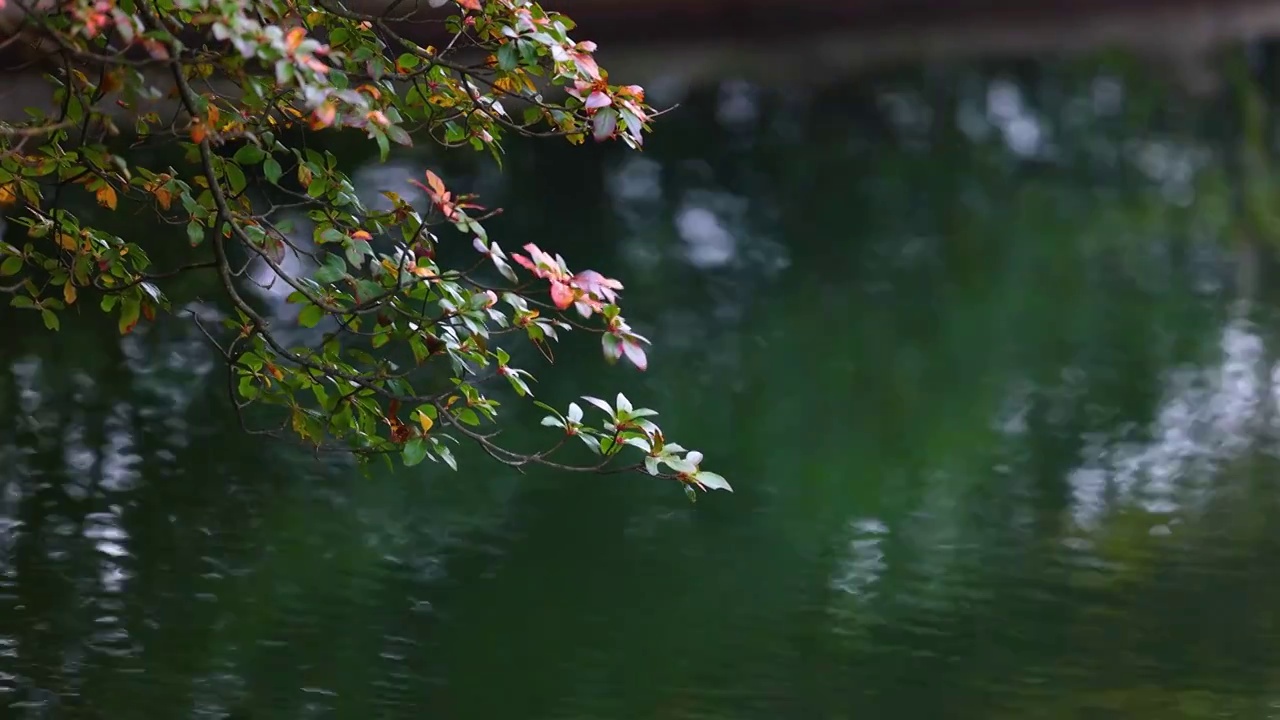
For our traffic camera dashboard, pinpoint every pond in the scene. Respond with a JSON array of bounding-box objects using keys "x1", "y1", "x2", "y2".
[{"x1": 7, "y1": 51, "x2": 1280, "y2": 718}]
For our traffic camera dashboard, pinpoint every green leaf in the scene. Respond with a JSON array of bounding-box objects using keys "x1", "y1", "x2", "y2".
[
  {"x1": 344, "y1": 238, "x2": 372, "y2": 268},
  {"x1": 386, "y1": 124, "x2": 412, "y2": 147},
  {"x1": 223, "y1": 162, "x2": 247, "y2": 195},
  {"x1": 316, "y1": 227, "x2": 344, "y2": 245},
  {"x1": 403, "y1": 437, "x2": 428, "y2": 466},
  {"x1": 506, "y1": 373, "x2": 532, "y2": 397},
  {"x1": 40, "y1": 309, "x2": 59, "y2": 331},
  {"x1": 233, "y1": 144, "x2": 265, "y2": 164},
  {"x1": 592, "y1": 107, "x2": 618, "y2": 142},
  {"x1": 298, "y1": 303, "x2": 325, "y2": 328},
  {"x1": 436, "y1": 443, "x2": 458, "y2": 471},
  {"x1": 313, "y1": 254, "x2": 347, "y2": 284},
  {"x1": 375, "y1": 129, "x2": 391, "y2": 162},
  {"x1": 0, "y1": 255, "x2": 22, "y2": 277},
  {"x1": 10, "y1": 295, "x2": 34, "y2": 309},
  {"x1": 263, "y1": 156, "x2": 283, "y2": 184},
  {"x1": 186, "y1": 221, "x2": 205, "y2": 246},
  {"x1": 118, "y1": 297, "x2": 140, "y2": 334},
  {"x1": 496, "y1": 43, "x2": 518, "y2": 71}
]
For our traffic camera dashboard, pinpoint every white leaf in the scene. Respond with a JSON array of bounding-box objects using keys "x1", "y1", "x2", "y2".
[
  {"x1": 686, "y1": 451, "x2": 704, "y2": 467},
  {"x1": 665, "y1": 458, "x2": 697, "y2": 475},
  {"x1": 567, "y1": 402, "x2": 583, "y2": 423},
  {"x1": 581, "y1": 395, "x2": 613, "y2": 415},
  {"x1": 694, "y1": 471, "x2": 732, "y2": 492},
  {"x1": 615, "y1": 393, "x2": 632, "y2": 413}
]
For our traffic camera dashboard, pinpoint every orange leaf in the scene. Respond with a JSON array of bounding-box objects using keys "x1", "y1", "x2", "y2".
[
  {"x1": 0, "y1": 183, "x2": 15, "y2": 207},
  {"x1": 310, "y1": 102, "x2": 337, "y2": 129},
  {"x1": 100, "y1": 70, "x2": 123, "y2": 94},
  {"x1": 351, "y1": 229, "x2": 372, "y2": 240},
  {"x1": 423, "y1": 170, "x2": 446, "y2": 196},
  {"x1": 286, "y1": 27, "x2": 306, "y2": 53},
  {"x1": 95, "y1": 184, "x2": 118, "y2": 210},
  {"x1": 63, "y1": 281, "x2": 76, "y2": 305},
  {"x1": 190, "y1": 121, "x2": 207, "y2": 144}
]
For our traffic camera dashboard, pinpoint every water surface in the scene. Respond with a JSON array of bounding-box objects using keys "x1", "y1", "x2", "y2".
[{"x1": 5, "y1": 57, "x2": 1280, "y2": 719}]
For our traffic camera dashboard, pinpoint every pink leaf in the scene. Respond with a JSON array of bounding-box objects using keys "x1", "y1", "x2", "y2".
[
  {"x1": 621, "y1": 338, "x2": 648, "y2": 371},
  {"x1": 549, "y1": 281, "x2": 574, "y2": 310},
  {"x1": 602, "y1": 334, "x2": 623, "y2": 364},
  {"x1": 585, "y1": 91, "x2": 612, "y2": 110},
  {"x1": 511, "y1": 253, "x2": 536, "y2": 271},
  {"x1": 571, "y1": 51, "x2": 600, "y2": 80}
]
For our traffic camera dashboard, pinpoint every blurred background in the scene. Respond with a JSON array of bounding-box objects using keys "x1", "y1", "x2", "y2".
[{"x1": 13, "y1": 1, "x2": 1280, "y2": 718}]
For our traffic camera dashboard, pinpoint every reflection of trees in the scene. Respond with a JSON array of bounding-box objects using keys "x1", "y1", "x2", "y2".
[
  {"x1": 0, "y1": 315, "x2": 525, "y2": 716},
  {"x1": 599, "y1": 61, "x2": 1280, "y2": 718}
]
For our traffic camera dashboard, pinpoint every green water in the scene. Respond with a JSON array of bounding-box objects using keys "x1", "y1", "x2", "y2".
[{"x1": 6, "y1": 57, "x2": 1280, "y2": 718}]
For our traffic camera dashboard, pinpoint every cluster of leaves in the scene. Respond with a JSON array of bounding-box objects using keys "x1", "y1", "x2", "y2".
[{"x1": 0, "y1": 0, "x2": 728, "y2": 497}]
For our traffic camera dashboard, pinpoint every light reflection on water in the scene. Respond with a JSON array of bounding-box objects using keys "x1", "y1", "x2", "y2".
[{"x1": 1067, "y1": 315, "x2": 1272, "y2": 531}]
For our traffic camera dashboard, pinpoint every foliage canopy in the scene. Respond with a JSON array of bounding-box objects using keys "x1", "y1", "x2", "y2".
[{"x1": 0, "y1": 0, "x2": 729, "y2": 497}]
